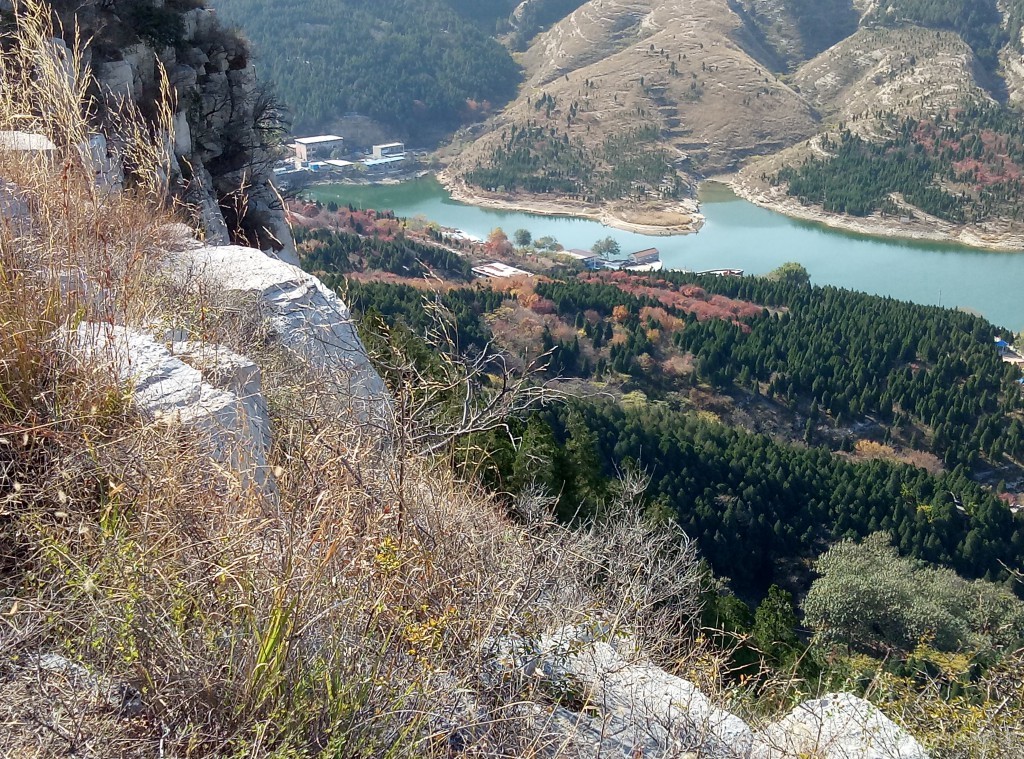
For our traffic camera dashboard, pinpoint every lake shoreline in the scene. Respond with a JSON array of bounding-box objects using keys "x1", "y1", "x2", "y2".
[
  {"x1": 437, "y1": 170, "x2": 705, "y2": 237},
  {"x1": 719, "y1": 171, "x2": 1024, "y2": 254},
  {"x1": 307, "y1": 176, "x2": 1024, "y2": 330}
]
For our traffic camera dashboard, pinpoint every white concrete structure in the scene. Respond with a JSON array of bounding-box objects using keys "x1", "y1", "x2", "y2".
[
  {"x1": 293, "y1": 134, "x2": 345, "y2": 162},
  {"x1": 472, "y1": 261, "x2": 533, "y2": 278},
  {"x1": 371, "y1": 141, "x2": 405, "y2": 159}
]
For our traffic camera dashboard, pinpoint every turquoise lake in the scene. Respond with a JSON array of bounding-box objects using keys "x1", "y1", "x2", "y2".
[{"x1": 311, "y1": 178, "x2": 1024, "y2": 332}]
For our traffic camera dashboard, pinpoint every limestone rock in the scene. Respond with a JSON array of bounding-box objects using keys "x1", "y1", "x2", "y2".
[
  {"x1": 495, "y1": 630, "x2": 754, "y2": 758},
  {"x1": 0, "y1": 130, "x2": 56, "y2": 152},
  {"x1": 181, "y1": 8, "x2": 220, "y2": 40},
  {"x1": 94, "y1": 59, "x2": 134, "y2": 100},
  {"x1": 0, "y1": 181, "x2": 30, "y2": 227},
  {"x1": 121, "y1": 42, "x2": 155, "y2": 92},
  {"x1": 35, "y1": 654, "x2": 144, "y2": 718},
  {"x1": 179, "y1": 157, "x2": 231, "y2": 244},
  {"x1": 172, "y1": 340, "x2": 272, "y2": 457},
  {"x1": 757, "y1": 692, "x2": 929, "y2": 759},
  {"x1": 73, "y1": 323, "x2": 273, "y2": 494},
  {"x1": 172, "y1": 110, "x2": 192, "y2": 157},
  {"x1": 167, "y1": 245, "x2": 388, "y2": 420},
  {"x1": 560, "y1": 641, "x2": 753, "y2": 758}
]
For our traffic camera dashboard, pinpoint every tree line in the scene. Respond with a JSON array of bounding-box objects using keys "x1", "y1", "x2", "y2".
[
  {"x1": 475, "y1": 399, "x2": 1024, "y2": 596},
  {"x1": 297, "y1": 226, "x2": 472, "y2": 280}
]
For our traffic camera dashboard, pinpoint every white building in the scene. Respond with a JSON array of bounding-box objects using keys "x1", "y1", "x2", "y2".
[
  {"x1": 564, "y1": 248, "x2": 602, "y2": 269},
  {"x1": 372, "y1": 142, "x2": 405, "y2": 159},
  {"x1": 293, "y1": 135, "x2": 345, "y2": 162},
  {"x1": 472, "y1": 261, "x2": 533, "y2": 279}
]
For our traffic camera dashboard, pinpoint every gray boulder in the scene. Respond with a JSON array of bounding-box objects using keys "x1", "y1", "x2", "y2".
[
  {"x1": 756, "y1": 692, "x2": 929, "y2": 759},
  {"x1": 166, "y1": 244, "x2": 388, "y2": 421},
  {"x1": 73, "y1": 323, "x2": 273, "y2": 495},
  {"x1": 94, "y1": 59, "x2": 134, "y2": 100},
  {"x1": 494, "y1": 630, "x2": 754, "y2": 758}
]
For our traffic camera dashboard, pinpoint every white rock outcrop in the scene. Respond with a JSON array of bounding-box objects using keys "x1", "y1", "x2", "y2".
[
  {"x1": 757, "y1": 692, "x2": 929, "y2": 759},
  {"x1": 560, "y1": 640, "x2": 754, "y2": 757},
  {"x1": 496, "y1": 630, "x2": 754, "y2": 758},
  {"x1": 73, "y1": 323, "x2": 273, "y2": 494},
  {"x1": 166, "y1": 244, "x2": 388, "y2": 422},
  {"x1": 496, "y1": 630, "x2": 929, "y2": 759}
]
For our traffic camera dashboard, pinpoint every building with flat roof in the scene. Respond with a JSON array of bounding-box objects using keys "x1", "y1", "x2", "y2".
[
  {"x1": 372, "y1": 142, "x2": 405, "y2": 159},
  {"x1": 361, "y1": 155, "x2": 407, "y2": 173},
  {"x1": 472, "y1": 261, "x2": 533, "y2": 279},
  {"x1": 293, "y1": 135, "x2": 345, "y2": 162}
]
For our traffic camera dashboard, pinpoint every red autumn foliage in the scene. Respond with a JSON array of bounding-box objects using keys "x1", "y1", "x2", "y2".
[{"x1": 580, "y1": 271, "x2": 762, "y2": 330}]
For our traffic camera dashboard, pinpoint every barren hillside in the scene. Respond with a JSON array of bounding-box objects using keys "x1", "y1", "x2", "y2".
[
  {"x1": 791, "y1": 26, "x2": 991, "y2": 130},
  {"x1": 444, "y1": 0, "x2": 1024, "y2": 243},
  {"x1": 446, "y1": 0, "x2": 821, "y2": 222}
]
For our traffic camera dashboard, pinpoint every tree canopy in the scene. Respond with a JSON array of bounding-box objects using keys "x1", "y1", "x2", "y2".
[
  {"x1": 211, "y1": 0, "x2": 522, "y2": 135},
  {"x1": 803, "y1": 532, "x2": 1024, "y2": 655}
]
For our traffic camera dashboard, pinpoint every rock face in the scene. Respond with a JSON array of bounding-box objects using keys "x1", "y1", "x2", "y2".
[
  {"x1": 166, "y1": 244, "x2": 389, "y2": 421},
  {"x1": 73, "y1": 323, "x2": 273, "y2": 494},
  {"x1": 50, "y1": 0, "x2": 295, "y2": 261},
  {"x1": 759, "y1": 693, "x2": 929, "y2": 759},
  {"x1": 548, "y1": 638, "x2": 754, "y2": 757},
  {"x1": 496, "y1": 629, "x2": 929, "y2": 759}
]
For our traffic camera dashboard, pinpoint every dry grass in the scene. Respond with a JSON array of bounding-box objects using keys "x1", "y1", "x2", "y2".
[
  {"x1": 3, "y1": 4, "x2": 1019, "y2": 758},
  {"x1": 0, "y1": 4, "x2": 711, "y2": 756}
]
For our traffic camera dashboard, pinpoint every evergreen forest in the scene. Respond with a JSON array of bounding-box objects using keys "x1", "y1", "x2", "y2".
[
  {"x1": 466, "y1": 122, "x2": 683, "y2": 202},
  {"x1": 210, "y1": 0, "x2": 522, "y2": 135},
  {"x1": 777, "y1": 105, "x2": 1024, "y2": 222},
  {"x1": 866, "y1": 0, "x2": 1024, "y2": 68},
  {"x1": 297, "y1": 228, "x2": 1024, "y2": 601}
]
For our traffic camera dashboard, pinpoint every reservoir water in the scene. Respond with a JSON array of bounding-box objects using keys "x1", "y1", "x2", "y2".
[{"x1": 311, "y1": 178, "x2": 1024, "y2": 332}]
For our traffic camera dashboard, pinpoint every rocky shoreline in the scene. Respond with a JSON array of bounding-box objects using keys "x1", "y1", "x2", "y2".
[
  {"x1": 437, "y1": 170, "x2": 704, "y2": 237},
  {"x1": 722, "y1": 170, "x2": 1024, "y2": 253}
]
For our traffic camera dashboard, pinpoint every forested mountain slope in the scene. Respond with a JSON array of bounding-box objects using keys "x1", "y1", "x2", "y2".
[
  {"x1": 210, "y1": 0, "x2": 522, "y2": 136},
  {"x1": 732, "y1": 0, "x2": 861, "y2": 68}
]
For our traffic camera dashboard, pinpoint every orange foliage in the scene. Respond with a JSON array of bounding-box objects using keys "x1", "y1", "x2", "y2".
[{"x1": 583, "y1": 271, "x2": 763, "y2": 329}]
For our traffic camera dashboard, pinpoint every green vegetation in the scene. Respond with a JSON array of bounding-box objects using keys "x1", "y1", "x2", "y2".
[
  {"x1": 466, "y1": 123, "x2": 683, "y2": 202},
  {"x1": 314, "y1": 238, "x2": 1024, "y2": 596},
  {"x1": 783, "y1": 0, "x2": 859, "y2": 56},
  {"x1": 530, "y1": 271, "x2": 1024, "y2": 471},
  {"x1": 737, "y1": 0, "x2": 859, "y2": 63},
  {"x1": 297, "y1": 226, "x2": 473, "y2": 280},
  {"x1": 803, "y1": 532, "x2": 1024, "y2": 655},
  {"x1": 506, "y1": 0, "x2": 589, "y2": 49},
  {"x1": 210, "y1": 0, "x2": 521, "y2": 134},
  {"x1": 343, "y1": 279, "x2": 503, "y2": 354},
  {"x1": 778, "y1": 105, "x2": 1024, "y2": 222},
  {"x1": 514, "y1": 399, "x2": 1024, "y2": 594},
  {"x1": 662, "y1": 271, "x2": 1024, "y2": 469},
  {"x1": 293, "y1": 208, "x2": 1024, "y2": 750}
]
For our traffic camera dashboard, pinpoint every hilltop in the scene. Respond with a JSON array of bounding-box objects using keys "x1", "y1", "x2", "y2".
[{"x1": 441, "y1": 0, "x2": 1024, "y2": 244}]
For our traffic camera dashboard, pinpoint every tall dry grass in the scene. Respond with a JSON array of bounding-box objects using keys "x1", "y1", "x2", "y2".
[
  {"x1": 0, "y1": 4, "x2": 714, "y2": 757},
  {"x1": 0, "y1": 0, "x2": 176, "y2": 428}
]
